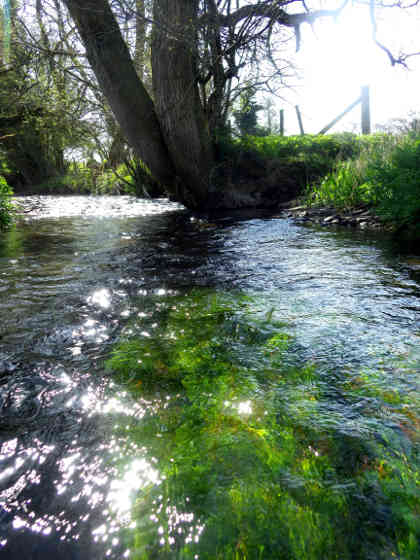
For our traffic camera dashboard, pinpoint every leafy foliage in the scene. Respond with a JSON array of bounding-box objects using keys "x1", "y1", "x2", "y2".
[
  {"x1": 366, "y1": 137, "x2": 420, "y2": 231},
  {"x1": 216, "y1": 133, "x2": 362, "y2": 196},
  {"x1": 0, "y1": 174, "x2": 14, "y2": 230},
  {"x1": 25, "y1": 160, "x2": 158, "y2": 196},
  {"x1": 233, "y1": 90, "x2": 263, "y2": 137},
  {"x1": 305, "y1": 134, "x2": 420, "y2": 238}
]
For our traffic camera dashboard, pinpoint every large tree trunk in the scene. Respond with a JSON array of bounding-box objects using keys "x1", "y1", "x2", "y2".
[
  {"x1": 62, "y1": 0, "x2": 283, "y2": 209},
  {"x1": 151, "y1": 0, "x2": 215, "y2": 207},
  {"x1": 62, "y1": 0, "x2": 176, "y2": 192}
]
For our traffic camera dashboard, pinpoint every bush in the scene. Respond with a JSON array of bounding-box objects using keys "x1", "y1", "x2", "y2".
[
  {"x1": 32, "y1": 163, "x2": 123, "y2": 195},
  {"x1": 0, "y1": 175, "x2": 14, "y2": 230},
  {"x1": 366, "y1": 137, "x2": 420, "y2": 230},
  {"x1": 29, "y1": 159, "x2": 162, "y2": 197}
]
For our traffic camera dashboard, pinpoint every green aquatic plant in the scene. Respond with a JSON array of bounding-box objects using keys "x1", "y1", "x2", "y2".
[{"x1": 106, "y1": 289, "x2": 420, "y2": 559}]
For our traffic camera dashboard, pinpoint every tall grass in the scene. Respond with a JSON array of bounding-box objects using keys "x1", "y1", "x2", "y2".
[{"x1": 305, "y1": 134, "x2": 420, "y2": 236}]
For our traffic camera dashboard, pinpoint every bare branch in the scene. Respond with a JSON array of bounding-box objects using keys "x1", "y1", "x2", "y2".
[
  {"x1": 217, "y1": 1, "x2": 350, "y2": 28},
  {"x1": 369, "y1": 0, "x2": 420, "y2": 66}
]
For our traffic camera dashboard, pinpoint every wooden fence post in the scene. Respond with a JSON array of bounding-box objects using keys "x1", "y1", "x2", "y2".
[
  {"x1": 361, "y1": 85, "x2": 371, "y2": 135},
  {"x1": 295, "y1": 105, "x2": 304, "y2": 135}
]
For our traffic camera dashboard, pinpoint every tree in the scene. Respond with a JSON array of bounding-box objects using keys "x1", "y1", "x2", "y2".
[
  {"x1": 233, "y1": 88, "x2": 263, "y2": 136},
  {"x1": 61, "y1": 0, "x2": 420, "y2": 209},
  {"x1": 0, "y1": 0, "x2": 104, "y2": 189}
]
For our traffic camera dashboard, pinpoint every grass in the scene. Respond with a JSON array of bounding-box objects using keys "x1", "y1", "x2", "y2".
[
  {"x1": 236, "y1": 132, "x2": 361, "y2": 161},
  {"x1": 216, "y1": 132, "x2": 363, "y2": 194},
  {"x1": 304, "y1": 133, "x2": 420, "y2": 239}
]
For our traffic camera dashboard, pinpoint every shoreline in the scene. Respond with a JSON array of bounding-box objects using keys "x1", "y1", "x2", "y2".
[{"x1": 281, "y1": 201, "x2": 386, "y2": 231}]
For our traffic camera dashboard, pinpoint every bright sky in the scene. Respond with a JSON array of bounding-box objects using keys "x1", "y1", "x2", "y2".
[{"x1": 277, "y1": 2, "x2": 420, "y2": 135}]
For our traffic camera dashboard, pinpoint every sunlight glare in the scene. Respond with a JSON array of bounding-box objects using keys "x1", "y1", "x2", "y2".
[
  {"x1": 108, "y1": 458, "x2": 161, "y2": 518},
  {"x1": 88, "y1": 288, "x2": 112, "y2": 309},
  {"x1": 237, "y1": 400, "x2": 253, "y2": 415}
]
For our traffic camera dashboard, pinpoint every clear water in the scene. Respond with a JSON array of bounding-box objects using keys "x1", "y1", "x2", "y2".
[{"x1": 0, "y1": 196, "x2": 419, "y2": 559}]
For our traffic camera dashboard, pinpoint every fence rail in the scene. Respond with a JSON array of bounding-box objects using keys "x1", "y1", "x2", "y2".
[{"x1": 279, "y1": 86, "x2": 371, "y2": 136}]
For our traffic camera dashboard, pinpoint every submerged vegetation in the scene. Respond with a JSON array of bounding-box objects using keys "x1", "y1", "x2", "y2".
[{"x1": 106, "y1": 290, "x2": 420, "y2": 559}]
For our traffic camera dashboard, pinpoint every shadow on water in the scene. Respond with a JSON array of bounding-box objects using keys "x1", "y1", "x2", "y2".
[{"x1": 0, "y1": 196, "x2": 419, "y2": 559}]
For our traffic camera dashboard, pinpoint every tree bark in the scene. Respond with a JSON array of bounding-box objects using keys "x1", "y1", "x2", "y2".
[
  {"x1": 134, "y1": 0, "x2": 146, "y2": 79},
  {"x1": 62, "y1": 0, "x2": 176, "y2": 191},
  {"x1": 151, "y1": 0, "x2": 214, "y2": 207}
]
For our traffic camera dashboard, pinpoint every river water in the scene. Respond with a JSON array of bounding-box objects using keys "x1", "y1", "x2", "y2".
[{"x1": 0, "y1": 196, "x2": 419, "y2": 559}]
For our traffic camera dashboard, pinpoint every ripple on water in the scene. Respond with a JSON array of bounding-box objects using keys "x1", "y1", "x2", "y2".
[{"x1": 0, "y1": 197, "x2": 419, "y2": 559}]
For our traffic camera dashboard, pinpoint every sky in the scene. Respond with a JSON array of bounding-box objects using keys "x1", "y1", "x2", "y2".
[{"x1": 272, "y1": 2, "x2": 420, "y2": 135}]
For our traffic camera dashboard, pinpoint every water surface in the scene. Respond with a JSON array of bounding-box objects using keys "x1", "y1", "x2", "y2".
[{"x1": 0, "y1": 196, "x2": 419, "y2": 559}]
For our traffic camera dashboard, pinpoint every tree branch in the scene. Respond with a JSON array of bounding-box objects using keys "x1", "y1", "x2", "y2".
[
  {"x1": 369, "y1": 0, "x2": 420, "y2": 66},
  {"x1": 215, "y1": 0, "x2": 350, "y2": 51},
  {"x1": 217, "y1": 1, "x2": 349, "y2": 28}
]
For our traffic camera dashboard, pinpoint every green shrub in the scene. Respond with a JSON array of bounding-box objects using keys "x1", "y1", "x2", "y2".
[
  {"x1": 31, "y1": 159, "x2": 160, "y2": 197},
  {"x1": 0, "y1": 175, "x2": 14, "y2": 230},
  {"x1": 33, "y1": 163, "x2": 123, "y2": 195},
  {"x1": 366, "y1": 137, "x2": 420, "y2": 229}
]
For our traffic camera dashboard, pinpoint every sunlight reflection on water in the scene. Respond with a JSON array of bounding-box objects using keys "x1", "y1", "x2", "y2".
[
  {"x1": 15, "y1": 195, "x2": 182, "y2": 220},
  {"x1": 1, "y1": 197, "x2": 419, "y2": 559},
  {"x1": 108, "y1": 458, "x2": 160, "y2": 519},
  {"x1": 88, "y1": 288, "x2": 112, "y2": 309}
]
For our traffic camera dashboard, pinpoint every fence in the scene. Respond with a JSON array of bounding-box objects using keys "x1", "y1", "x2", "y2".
[{"x1": 279, "y1": 86, "x2": 371, "y2": 136}]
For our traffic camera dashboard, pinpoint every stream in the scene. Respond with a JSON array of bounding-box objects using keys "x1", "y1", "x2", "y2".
[{"x1": 0, "y1": 195, "x2": 419, "y2": 559}]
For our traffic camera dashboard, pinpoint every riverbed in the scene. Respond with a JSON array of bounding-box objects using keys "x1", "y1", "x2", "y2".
[{"x1": 1, "y1": 196, "x2": 419, "y2": 559}]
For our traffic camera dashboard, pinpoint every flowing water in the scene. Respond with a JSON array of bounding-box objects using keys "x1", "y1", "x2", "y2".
[{"x1": 0, "y1": 195, "x2": 419, "y2": 559}]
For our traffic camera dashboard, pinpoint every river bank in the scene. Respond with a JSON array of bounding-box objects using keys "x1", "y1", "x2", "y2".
[
  {"x1": 283, "y1": 198, "x2": 419, "y2": 250},
  {"x1": 282, "y1": 199, "x2": 388, "y2": 229}
]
